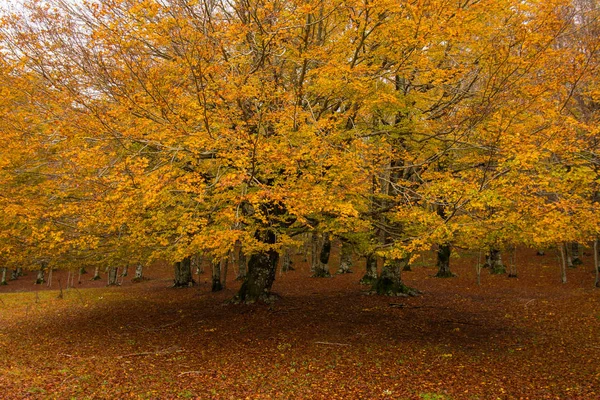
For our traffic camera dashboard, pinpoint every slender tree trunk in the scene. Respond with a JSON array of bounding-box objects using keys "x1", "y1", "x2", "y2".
[
  {"x1": 337, "y1": 240, "x2": 353, "y2": 274},
  {"x1": 47, "y1": 268, "x2": 53, "y2": 288},
  {"x1": 221, "y1": 256, "x2": 229, "y2": 290},
  {"x1": 91, "y1": 266, "x2": 101, "y2": 280},
  {"x1": 435, "y1": 244, "x2": 455, "y2": 278},
  {"x1": 121, "y1": 265, "x2": 129, "y2": 277},
  {"x1": 235, "y1": 230, "x2": 279, "y2": 303},
  {"x1": 107, "y1": 267, "x2": 119, "y2": 286},
  {"x1": 312, "y1": 233, "x2": 331, "y2": 277},
  {"x1": 35, "y1": 262, "x2": 47, "y2": 284},
  {"x1": 212, "y1": 259, "x2": 222, "y2": 292},
  {"x1": 372, "y1": 257, "x2": 418, "y2": 296},
  {"x1": 280, "y1": 247, "x2": 293, "y2": 272},
  {"x1": 133, "y1": 264, "x2": 144, "y2": 281},
  {"x1": 237, "y1": 250, "x2": 247, "y2": 280},
  {"x1": 360, "y1": 254, "x2": 378, "y2": 284},
  {"x1": 1, "y1": 268, "x2": 7, "y2": 285},
  {"x1": 10, "y1": 269, "x2": 18, "y2": 280},
  {"x1": 173, "y1": 257, "x2": 194, "y2": 287},
  {"x1": 508, "y1": 247, "x2": 518, "y2": 278},
  {"x1": 310, "y1": 232, "x2": 319, "y2": 275},
  {"x1": 191, "y1": 254, "x2": 203, "y2": 275},
  {"x1": 476, "y1": 251, "x2": 482, "y2": 286},
  {"x1": 559, "y1": 243, "x2": 567, "y2": 284},
  {"x1": 594, "y1": 239, "x2": 599, "y2": 288},
  {"x1": 571, "y1": 242, "x2": 582, "y2": 266}
]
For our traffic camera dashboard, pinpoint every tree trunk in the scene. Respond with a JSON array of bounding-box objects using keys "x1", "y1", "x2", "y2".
[
  {"x1": 121, "y1": 265, "x2": 129, "y2": 277},
  {"x1": 559, "y1": 243, "x2": 567, "y2": 284},
  {"x1": 372, "y1": 257, "x2": 419, "y2": 296},
  {"x1": 435, "y1": 244, "x2": 455, "y2": 278},
  {"x1": 35, "y1": 262, "x2": 47, "y2": 284},
  {"x1": 360, "y1": 254, "x2": 378, "y2": 284},
  {"x1": 280, "y1": 247, "x2": 293, "y2": 272},
  {"x1": 594, "y1": 239, "x2": 599, "y2": 288},
  {"x1": 191, "y1": 253, "x2": 204, "y2": 275},
  {"x1": 336, "y1": 240, "x2": 353, "y2": 274},
  {"x1": 310, "y1": 232, "x2": 319, "y2": 274},
  {"x1": 508, "y1": 247, "x2": 518, "y2": 278},
  {"x1": 107, "y1": 267, "x2": 119, "y2": 286},
  {"x1": 312, "y1": 233, "x2": 331, "y2": 277},
  {"x1": 10, "y1": 269, "x2": 18, "y2": 280},
  {"x1": 571, "y1": 242, "x2": 582, "y2": 266},
  {"x1": 237, "y1": 250, "x2": 247, "y2": 280},
  {"x1": 220, "y1": 256, "x2": 228, "y2": 290},
  {"x1": 488, "y1": 249, "x2": 506, "y2": 275},
  {"x1": 1, "y1": 268, "x2": 7, "y2": 285},
  {"x1": 536, "y1": 249, "x2": 545, "y2": 256},
  {"x1": 173, "y1": 257, "x2": 194, "y2": 287},
  {"x1": 133, "y1": 264, "x2": 144, "y2": 282},
  {"x1": 91, "y1": 266, "x2": 101, "y2": 280},
  {"x1": 212, "y1": 259, "x2": 222, "y2": 292},
  {"x1": 235, "y1": 230, "x2": 279, "y2": 304}
]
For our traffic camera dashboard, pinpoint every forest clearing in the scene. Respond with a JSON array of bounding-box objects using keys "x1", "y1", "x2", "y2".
[{"x1": 1, "y1": 248, "x2": 599, "y2": 399}]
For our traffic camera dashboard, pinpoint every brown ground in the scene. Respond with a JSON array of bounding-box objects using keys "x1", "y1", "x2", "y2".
[{"x1": 0, "y1": 248, "x2": 599, "y2": 399}]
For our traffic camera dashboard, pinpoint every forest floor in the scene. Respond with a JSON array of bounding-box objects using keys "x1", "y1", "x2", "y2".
[{"x1": 1, "y1": 248, "x2": 599, "y2": 399}]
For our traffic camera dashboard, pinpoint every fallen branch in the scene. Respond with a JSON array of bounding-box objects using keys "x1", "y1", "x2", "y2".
[
  {"x1": 117, "y1": 346, "x2": 181, "y2": 359},
  {"x1": 315, "y1": 341, "x2": 350, "y2": 347}
]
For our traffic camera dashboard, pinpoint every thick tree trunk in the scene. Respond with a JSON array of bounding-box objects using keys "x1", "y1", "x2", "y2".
[
  {"x1": 571, "y1": 242, "x2": 582, "y2": 266},
  {"x1": 91, "y1": 266, "x2": 101, "y2": 280},
  {"x1": 133, "y1": 264, "x2": 144, "y2": 281},
  {"x1": 107, "y1": 267, "x2": 119, "y2": 286},
  {"x1": 10, "y1": 269, "x2": 18, "y2": 280},
  {"x1": 372, "y1": 257, "x2": 419, "y2": 296},
  {"x1": 435, "y1": 244, "x2": 455, "y2": 278},
  {"x1": 312, "y1": 233, "x2": 331, "y2": 277},
  {"x1": 280, "y1": 247, "x2": 293, "y2": 272},
  {"x1": 1, "y1": 268, "x2": 7, "y2": 285},
  {"x1": 212, "y1": 259, "x2": 222, "y2": 292},
  {"x1": 336, "y1": 240, "x2": 353, "y2": 274},
  {"x1": 488, "y1": 249, "x2": 506, "y2": 275},
  {"x1": 360, "y1": 254, "x2": 378, "y2": 285},
  {"x1": 235, "y1": 230, "x2": 279, "y2": 304},
  {"x1": 173, "y1": 257, "x2": 194, "y2": 287}
]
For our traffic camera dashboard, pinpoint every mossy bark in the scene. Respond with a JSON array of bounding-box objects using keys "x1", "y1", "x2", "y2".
[
  {"x1": 336, "y1": 240, "x2": 353, "y2": 274},
  {"x1": 372, "y1": 257, "x2": 419, "y2": 296},
  {"x1": 571, "y1": 242, "x2": 582, "y2": 266},
  {"x1": 236, "y1": 250, "x2": 247, "y2": 280},
  {"x1": 235, "y1": 230, "x2": 279, "y2": 304},
  {"x1": 360, "y1": 254, "x2": 378, "y2": 284},
  {"x1": 173, "y1": 257, "x2": 194, "y2": 288},
  {"x1": 435, "y1": 244, "x2": 455, "y2": 278}
]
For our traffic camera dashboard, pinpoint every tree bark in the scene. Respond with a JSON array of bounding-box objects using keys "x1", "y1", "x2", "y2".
[
  {"x1": 435, "y1": 244, "x2": 455, "y2": 278},
  {"x1": 280, "y1": 247, "x2": 293, "y2": 272},
  {"x1": 107, "y1": 266, "x2": 119, "y2": 286},
  {"x1": 336, "y1": 240, "x2": 353, "y2": 274},
  {"x1": 173, "y1": 257, "x2": 194, "y2": 287},
  {"x1": 235, "y1": 230, "x2": 279, "y2": 303},
  {"x1": 91, "y1": 266, "x2": 101, "y2": 280},
  {"x1": 559, "y1": 243, "x2": 567, "y2": 284},
  {"x1": 594, "y1": 239, "x2": 599, "y2": 288},
  {"x1": 133, "y1": 264, "x2": 144, "y2": 282},
  {"x1": 237, "y1": 249, "x2": 247, "y2": 280},
  {"x1": 35, "y1": 262, "x2": 47, "y2": 284},
  {"x1": 571, "y1": 242, "x2": 582, "y2": 266},
  {"x1": 1, "y1": 268, "x2": 7, "y2": 285},
  {"x1": 312, "y1": 233, "x2": 331, "y2": 277},
  {"x1": 487, "y1": 249, "x2": 506, "y2": 275},
  {"x1": 121, "y1": 265, "x2": 129, "y2": 277},
  {"x1": 360, "y1": 254, "x2": 378, "y2": 284},
  {"x1": 220, "y1": 256, "x2": 228, "y2": 290},
  {"x1": 212, "y1": 259, "x2": 222, "y2": 292},
  {"x1": 372, "y1": 257, "x2": 419, "y2": 296}
]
